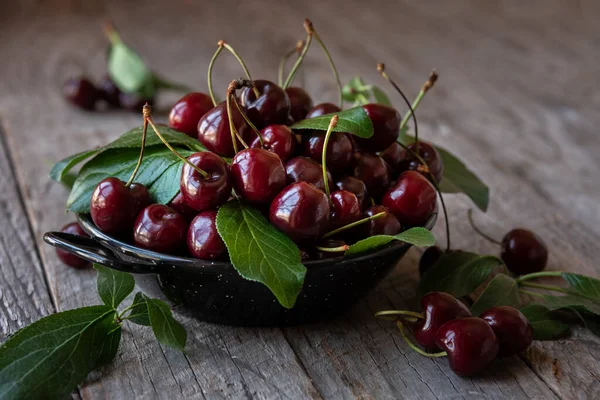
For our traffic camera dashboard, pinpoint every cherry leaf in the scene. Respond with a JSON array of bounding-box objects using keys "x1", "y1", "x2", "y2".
[
  {"x1": 290, "y1": 106, "x2": 374, "y2": 138},
  {"x1": 94, "y1": 264, "x2": 135, "y2": 309},
  {"x1": 520, "y1": 304, "x2": 570, "y2": 340},
  {"x1": 345, "y1": 227, "x2": 435, "y2": 256},
  {"x1": 470, "y1": 274, "x2": 521, "y2": 316},
  {"x1": 144, "y1": 295, "x2": 187, "y2": 351}
]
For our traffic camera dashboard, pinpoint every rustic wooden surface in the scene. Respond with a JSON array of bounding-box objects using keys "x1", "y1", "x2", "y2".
[{"x1": 1, "y1": 0, "x2": 600, "y2": 398}]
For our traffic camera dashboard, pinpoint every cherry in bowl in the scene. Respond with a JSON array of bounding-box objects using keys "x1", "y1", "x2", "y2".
[
  {"x1": 239, "y1": 80, "x2": 291, "y2": 128},
  {"x1": 133, "y1": 204, "x2": 188, "y2": 255},
  {"x1": 169, "y1": 92, "x2": 214, "y2": 136},
  {"x1": 180, "y1": 152, "x2": 232, "y2": 212},
  {"x1": 187, "y1": 210, "x2": 226, "y2": 260}
]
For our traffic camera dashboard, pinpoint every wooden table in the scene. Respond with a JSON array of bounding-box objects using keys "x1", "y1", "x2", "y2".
[{"x1": 1, "y1": 1, "x2": 599, "y2": 398}]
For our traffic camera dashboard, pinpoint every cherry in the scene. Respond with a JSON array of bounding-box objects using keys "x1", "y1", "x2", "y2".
[
  {"x1": 435, "y1": 317, "x2": 499, "y2": 376},
  {"x1": 231, "y1": 148, "x2": 286, "y2": 205},
  {"x1": 269, "y1": 182, "x2": 330, "y2": 242},
  {"x1": 133, "y1": 204, "x2": 188, "y2": 254},
  {"x1": 501, "y1": 229, "x2": 548, "y2": 275},
  {"x1": 363, "y1": 205, "x2": 401, "y2": 236},
  {"x1": 419, "y1": 246, "x2": 443, "y2": 276},
  {"x1": 63, "y1": 77, "x2": 98, "y2": 110},
  {"x1": 169, "y1": 92, "x2": 214, "y2": 137},
  {"x1": 398, "y1": 142, "x2": 444, "y2": 183},
  {"x1": 187, "y1": 210, "x2": 226, "y2": 260},
  {"x1": 180, "y1": 152, "x2": 231, "y2": 212},
  {"x1": 353, "y1": 153, "x2": 391, "y2": 199},
  {"x1": 382, "y1": 170, "x2": 437, "y2": 227},
  {"x1": 118, "y1": 92, "x2": 154, "y2": 112},
  {"x1": 355, "y1": 104, "x2": 400, "y2": 152},
  {"x1": 381, "y1": 142, "x2": 403, "y2": 176},
  {"x1": 303, "y1": 131, "x2": 354, "y2": 174},
  {"x1": 335, "y1": 176, "x2": 369, "y2": 210},
  {"x1": 329, "y1": 190, "x2": 361, "y2": 230},
  {"x1": 168, "y1": 192, "x2": 198, "y2": 221},
  {"x1": 414, "y1": 292, "x2": 472, "y2": 350},
  {"x1": 239, "y1": 80, "x2": 291, "y2": 128},
  {"x1": 305, "y1": 103, "x2": 340, "y2": 119},
  {"x1": 55, "y1": 222, "x2": 90, "y2": 268},
  {"x1": 285, "y1": 157, "x2": 332, "y2": 192},
  {"x1": 90, "y1": 178, "x2": 148, "y2": 235},
  {"x1": 285, "y1": 87, "x2": 313, "y2": 122},
  {"x1": 480, "y1": 306, "x2": 533, "y2": 357},
  {"x1": 197, "y1": 101, "x2": 251, "y2": 157},
  {"x1": 98, "y1": 75, "x2": 121, "y2": 108},
  {"x1": 250, "y1": 124, "x2": 296, "y2": 161},
  {"x1": 129, "y1": 183, "x2": 152, "y2": 215}
]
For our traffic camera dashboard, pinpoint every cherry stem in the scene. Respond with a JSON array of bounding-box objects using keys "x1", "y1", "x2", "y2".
[
  {"x1": 144, "y1": 105, "x2": 210, "y2": 179},
  {"x1": 467, "y1": 209, "x2": 502, "y2": 245},
  {"x1": 516, "y1": 271, "x2": 564, "y2": 283},
  {"x1": 207, "y1": 42, "x2": 225, "y2": 106},
  {"x1": 374, "y1": 310, "x2": 424, "y2": 321},
  {"x1": 278, "y1": 40, "x2": 304, "y2": 87},
  {"x1": 322, "y1": 211, "x2": 386, "y2": 239},
  {"x1": 103, "y1": 21, "x2": 122, "y2": 45},
  {"x1": 316, "y1": 244, "x2": 350, "y2": 253},
  {"x1": 125, "y1": 107, "x2": 148, "y2": 187},
  {"x1": 400, "y1": 70, "x2": 438, "y2": 151},
  {"x1": 233, "y1": 95, "x2": 263, "y2": 146},
  {"x1": 221, "y1": 42, "x2": 260, "y2": 98},
  {"x1": 225, "y1": 94, "x2": 247, "y2": 153},
  {"x1": 519, "y1": 281, "x2": 571, "y2": 294},
  {"x1": 283, "y1": 32, "x2": 313, "y2": 89},
  {"x1": 309, "y1": 21, "x2": 343, "y2": 109},
  {"x1": 396, "y1": 320, "x2": 447, "y2": 358},
  {"x1": 322, "y1": 115, "x2": 339, "y2": 201},
  {"x1": 519, "y1": 289, "x2": 545, "y2": 299}
]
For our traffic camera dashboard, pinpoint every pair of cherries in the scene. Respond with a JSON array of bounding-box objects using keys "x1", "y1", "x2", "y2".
[{"x1": 63, "y1": 76, "x2": 153, "y2": 112}]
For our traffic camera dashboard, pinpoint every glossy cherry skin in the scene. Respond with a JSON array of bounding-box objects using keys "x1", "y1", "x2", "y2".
[
  {"x1": 187, "y1": 210, "x2": 226, "y2": 260},
  {"x1": 129, "y1": 183, "x2": 152, "y2": 215},
  {"x1": 435, "y1": 317, "x2": 499, "y2": 377},
  {"x1": 355, "y1": 104, "x2": 400, "y2": 152},
  {"x1": 118, "y1": 92, "x2": 154, "y2": 112},
  {"x1": 303, "y1": 131, "x2": 354, "y2": 174},
  {"x1": 250, "y1": 124, "x2": 297, "y2": 161},
  {"x1": 90, "y1": 178, "x2": 146, "y2": 235},
  {"x1": 500, "y1": 229, "x2": 548, "y2": 275},
  {"x1": 285, "y1": 157, "x2": 332, "y2": 192},
  {"x1": 133, "y1": 205, "x2": 188, "y2": 254},
  {"x1": 180, "y1": 152, "x2": 232, "y2": 212},
  {"x1": 382, "y1": 170, "x2": 437, "y2": 227},
  {"x1": 197, "y1": 101, "x2": 251, "y2": 157},
  {"x1": 363, "y1": 205, "x2": 401, "y2": 236},
  {"x1": 285, "y1": 87, "x2": 313, "y2": 122},
  {"x1": 56, "y1": 222, "x2": 90, "y2": 268},
  {"x1": 381, "y1": 142, "x2": 403, "y2": 176},
  {"x1": 335, "y1": 176, "x2": 369, "y2": 210},
  {"x1": 269, "y1": 182, "x2": 330, "y2": 242},
  {"x1": 231, "y1": 148, "x2": 286, "y2": 205},
  {"x1": 169, "y1": 92, "x2": 214, "y2": 136},
  {"x1": 306, "y1": 103, "x2": 341, "y2": 119},
  {"x1": 414, "y1": 292, "x2": 472, "y2": 350},
  {"x1": 63, "y1": 77, "x2": 98, "y2": 110},
  {"x1": 353, "y1": 153, "x2": 391, "y2": 199},
  {"x1": 398, "y1": 141, "x2": 444, "y2": 183},
  {"x1": 480, "y1": 306, "x2": 533, "y2": 357},
  {"x1": 239, "y1": 80, "x2": 291, "y2": 128},
  {"x1": 330, "y1": 190, "x2": 361, "y2": 230},
  {"x1": 98, "y1": 75, "x2": 121, "y2": 108},
  {"x1": 168, "y1": 192, "x2": 198, "y2": 221},
  {"x1": 419, "y1": 246, "x2": 443, "y2": 276}
]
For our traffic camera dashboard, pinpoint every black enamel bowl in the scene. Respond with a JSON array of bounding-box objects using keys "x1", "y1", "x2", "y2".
[{"x1": 44, "y1": 213, "x2": 436, "y2": 326}]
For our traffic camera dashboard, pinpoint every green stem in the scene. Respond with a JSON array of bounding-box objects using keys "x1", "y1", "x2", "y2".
[
  {"x1": 278, "y1": 41, "x2": 303, "y2": 87},
  {"x1": 226, "y1": 94, "x2": 240, "y2": 154},
  {"x1": 316, "y1": 244, "x2": 349, "y2": 253},
  {"x1": 519, "y1": 289, "x2": 546, "y2": 299},
  {"x1": 396, "y1": 321, "x2": 447, "y2": 358},
  {"x1": 312, "y1": 30, "x2": 343, "y2": 109},
  {"x1": 221, "y1": 43, "x2": 260, "y2": 98},
  {"x1": 207, "y1": 44, "x2": 225, "y2": 106},
  {"x1": 322, "y1": 211, "x2": 385, "y2": 239},
  {"x1": 104, "y1": 21, "x2": 122, "y2": 46},
  {"x1": 375, "y1": 310, "x2": 424, "y2": 320},
  {"x1": 125, "y1": 115, "x2": 147, "y2": 187},
  {"x1": 283, "y1": 34, "x2": 312, "y2": 89},
  {"x1": 322, "y1": 115, "x2": 339, "y2": 200},
  {"x1": 117, "y1": 303, "x2": 137, "y2": 320},
  {"x1": 516, "y1": 271, "x2": 564, "y2": 283},
  {"x1": 519, "y1": 281, "x2": 570, "y2": 294}
]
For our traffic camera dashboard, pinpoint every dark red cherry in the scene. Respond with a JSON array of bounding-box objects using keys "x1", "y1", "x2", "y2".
[
  {"x1": 180, "y1": 152, "x2": 232, "y2": 211},
  {"x1": 435, "y1": 317, "x2": 499, "y2": 376},
  {"x1": 329, "y1": 190, "x2": 361, "y2": 230},
  {"x1": 133, "y1": 204, "x2": 188, "y2": 254},
  {"x1": 63, "y1": 77, "x2": 98, "y2": 110},
  {"x1": 269, "y1": 182, "x2": 330, "y2": 242},
  {"x1": 98, "y1": 75, "x2": 121, "y2": 108},
  {"x1": 306, "y1": 103, "x2": 341, "y2": 119},
  {"x1": 231, "y1": 148, "x2": 286, "y2": 205},
  {"x1": 398, "y1": 141, "x2": 444, "y2": 183},
  {"x1": 90, "y1": 178, "x2": 143, "y2": 235},
  {"x1": 197, "y1": 101, "x2": 251, "y2": 157},
  {"x1": 382, "y1": 170, "x2": 437, "y2": 227},
  {"x1": 363, "y1": 205, "x2": 401, "y2": 236},
  {"x1": 285, "y1": 157, "x2": 332, "y2": 192},
  {"x1": 419, "y1": 246, "x2": 443, "y2": 276},
  {"x1": 335, "y1": 176, "x2": 369, "y2": 210},
  {"x1": 187, "y1": 210, "x2": 226, "y2": 260},
  {"x1": 500, "y1": 229, "x2": 548, "y2": 275},
  {"x1": 56, "y1": 222, "x2": 90, "y2": 268},
  {"x1": 168, "y1": 192, "x2": 198, "y2": 221},
  {"x1": 481, "y1": 306, "x2": 533, "y2": 357},
  {"x1": 169, "y1": 92, "x2": 214, "y2": 136},
  {"x1": 381, "y1": 142, "x2": 404, "y2": 178},
  {"x1": 353, "y1": 153, "x2": 391, "y2": 198},
  {"x1": 355, "y1": 104, "x2": 400, "y2": 152},
  {"x1": 118, "y1": 92, "x2": 154, "y2": 112},
  {"x1": 250, "y1": 124, "x2": 296, "y2": 161},
  {"x1": 285, "y1": 87, "x2": 313, "y2": 122},
  {"x1": 129, "y1": 183, "x2": 152, "y2": 214},
  {"x1": 239, "y1": 80, "x2": 291, "y2": 128},
  {"x1": 413, "y1": 292, "x2": 472, "y2": 350},
  {"x1": 303, "y1": 131, "x2": 354, "y2": 174}
]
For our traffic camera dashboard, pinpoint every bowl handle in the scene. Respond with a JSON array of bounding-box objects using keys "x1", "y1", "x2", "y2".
[{"x1": 44, "y1": 232, "x2": 157, "y2": 274}]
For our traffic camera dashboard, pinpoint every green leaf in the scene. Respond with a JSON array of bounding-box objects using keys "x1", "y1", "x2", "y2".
[
  {"x1": 94, "y1": 264, "x2": 135, "y2": 309},
  {"x1": 290, "y1": 106, "x2": 374, "y2": 139},
  {"x1": 216, "y1": 201, "x2": 306, "y2": 309},
  {"x1": 417, "y1": 251, "x2": 501, "y2": 299},
  {"x1": 342, "y1": 77, "x2": 391, "y2": 106},
  {"x1": 470, "y1": 274, "x2": 521, "y2": 315},
  {"x1": 126, "y1": 292, "x2": 151, "y2": 326},
  {"x1": 543, "y1": 295, "x2": 600, "y2": 316},
  {"x1": 0, "y1": 306, "x2": 120, "y2": 400},
  {"x1": 561, "y1": 273, "x2": 600, "y2": 301},
  {"x1": 520, "y1": 304, "x2": 570, "y2": 340},
  {"x1": 145, "y1": 295, "x2": 186, "y2": 351},
  {"x1": 345, "y1": 227, "x2": 435, "y2": 256},
  {"x1": 108, "y1": 41, "x2": 153, "y2": 95},
  {"x1": 49, "y1": 149, "x2": 101, "y2": 182}
]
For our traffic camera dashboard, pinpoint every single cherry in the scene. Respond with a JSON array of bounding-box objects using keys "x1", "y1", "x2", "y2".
[
  {"x1": 305, "y1": 103, "x2": 340, "y2": 119},
  {"x1": 269, "y1": 182, "x2": 330, "y2": 242},
  {"x1": 285, "y1": 157, "x2": 332, "y2": 192},
  {"x1": 335, "y1": 176, "x2": 369, "y2": 210},
  {"x1": 303, "y1": 131, "x2": 354, "y2": 174},
  {"x1": 169, "y1": 92, "x2": 214, "y2": 137},
  {"x1": 413, "y1": 292, "x2": 472, "y2": 350},
  {"x1": 435, "y1": 317, "x2": 499, "y2": 376},
  {"x1": 419, "y1": 246, "x2": 443, "y2": 276},
  {"x1": 63, "y1": 77, "x2": 98, "y2": 110},
  {"x1": 168, "y1": 192, "x2": 198, "y2": 221},
  {"x1": 355, "y1": 104, "x2": 400, "y2": 152},
  {"x1": 250, "y1": 124, "x2": 296, "y2": 161},
  {"x1": 90, "y1": 178, "x2": 148, "y2": 235},
  {"x1": 500, "y1": 229, "x2": 548, "y2": 275},
  {"x1": 398, "y1": 141, "x2": 444, "y2": 183},
  {"x1": 118, "y1": 92, "x2": 154, "y2": 112},
  {"x1": 239, "y1": 80, "x2": 291, "y2": 128},
  {"x1": 231, "y1": 148, "x2": 286, "y2": 205},
  {"x1": 129, "y1": 183, "x2": 152, "y2": 215},
  {"x1": 382, "y1": 170, "x2": 437, "y2": 227},
  {"x1": 329, "y1": 190, "x2": 361, "y2": 230},
  {"x1": 285, "y1": 87, "x2": 313, "y2": 122},
  {"x1": 180, "y1": 152, "x2": 232, "y2": 211},
  {"x1": 187, "y1": 210, "x2": 226, "y2": 260},
  {"x1": 56, "y1": 222, "x2": 90, "y2": 268},
  {"x1": 133, "y1": 204, "x2": 188, "y2": 254},
  {"x1": 363, "y1": 205, "x2": 401, "y2": 236},
  {"x1": 381, "y1": 142, "x2": 404, "y2": 177},
  {"x1": 98, "y1": 75, "x2": 121, "y2": 108},
  {"x1": 353, "y1": 153, "x2": 391, "y2": 199},
  {"x1": 480, "y1": 306, "x2": 533, "y2": 357},
  {"x1": 197, "y1": 101, "x2": 251, "y2": 157}
]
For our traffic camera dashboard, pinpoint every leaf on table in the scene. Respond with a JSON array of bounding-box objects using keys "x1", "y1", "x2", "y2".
[
  {"x1": 94, "y1": 264, "x2": 135, "y2": 309},
  {"x1": 290, "y1": 106, "x2": 374, "y2": 138},
  {"x1": 126, "y1": 292, "x2": 151, "y2": 326},
  {"x1": 216, "y1": 201, "x2": 306, "y2": 309},
  {"x1": 520, "y1": 304, "x2": 570, "y2": 340},
  {"x1": 345, "y1": 227, "x2": 435, "y2": 256},
  {"x1": 107, "y1": 39, "x2": 154, "y2": 95},
  {"x1": 144, "y1": 295, "x2": 186, "y2": 351},
  {"x1": 543, "y1": 294, "x2": 600, "y2": 316},
  {"x1": 470, "y1": 274, "x2": 521, "y2": 315},
  {"x1": 0, "y1": 305, "x2": 120, "y2": 400},
  {"x1": 561, "y1": 273, "x2": 600, "y2": 301}
]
